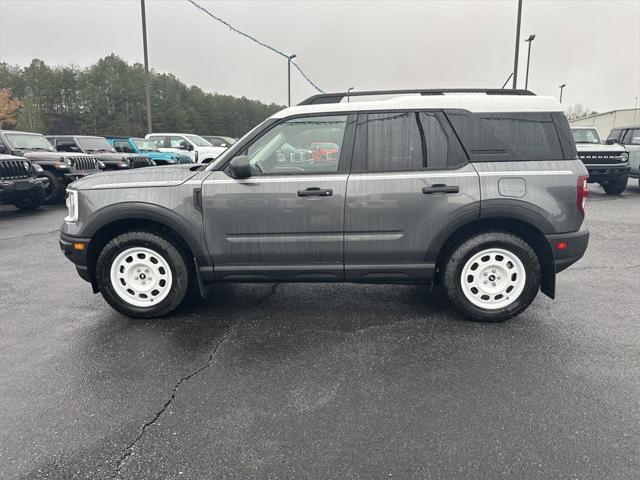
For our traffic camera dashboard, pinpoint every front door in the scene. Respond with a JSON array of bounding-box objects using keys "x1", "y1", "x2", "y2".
[
  {"x1": 344, "y1": 111, "x2": 480, "y2": 281},
  {"x1": 202, "y1": 114, "x2": 355, "y2": 281}
]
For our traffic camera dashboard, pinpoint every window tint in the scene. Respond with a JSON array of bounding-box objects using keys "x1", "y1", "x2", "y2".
[
  {"x1": 364, "y1": 112, "x2": 463, "y2": 172},
  {"x1": 242, "y1": 115, "x2": 348, "y2": 175},
  {"x1": 448, "y1": 112, "x2": 564, "y2": 161},
  {"x1": 149, "y1": 136, "x2": 165, "y2": 148},
  {"x1": 629, "y1": 129, "x2": 640, "y2": 145}
]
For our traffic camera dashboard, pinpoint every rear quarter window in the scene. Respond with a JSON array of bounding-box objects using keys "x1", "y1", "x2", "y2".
[{"x1": 447, "y1": 111, "x2": 566, "y2": 161}]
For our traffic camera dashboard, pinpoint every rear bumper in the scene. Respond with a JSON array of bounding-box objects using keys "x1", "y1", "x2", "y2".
[
  {"x1": 59, "y1": 231, "x2": 92, "y2": 283},
  {"x1": 546, "y1": 228, "x2": 590, "y2": 273}
]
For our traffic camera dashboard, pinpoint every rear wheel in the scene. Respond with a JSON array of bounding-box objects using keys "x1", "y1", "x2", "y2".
[
  {"x1": 443, "y1": 232, "x2": 541, "y2": 322},
  {"x1": 14, "y1": 190, "x2": 42, "y2": 210},
  {"x1": 95, "y1": 231, "x2": 190, "y2": 318},
  {"x1": 601, "y1": 174, "x2": 628, "y2": 195},
  {"x1": 40, "y1": 170, "x2": 65, "y2": 204}
]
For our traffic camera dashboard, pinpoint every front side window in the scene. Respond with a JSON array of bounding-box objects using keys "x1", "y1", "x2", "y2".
[
  {"x1": 364, "y1": 112, "x2": 460, "y2": 172},
  {"x1": 629, "y1": 129, "x2": 640, "y2": 145},
  {"x1": 170, "y1": 136, "x2": 188, "y2": 149},
  {"x1": 242, "y1": 115, "x2": 348, "y2": 175},
  {"x1": 571, "y1": 128, "x2": 601, "y2": 144}
]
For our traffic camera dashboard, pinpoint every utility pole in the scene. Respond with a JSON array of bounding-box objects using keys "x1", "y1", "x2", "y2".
[
  {"x1": 512, "y1": 0, "x2": 523, "y2": 89},
  {"x1": 141, "y1": 0, "x2": 153, "y2": 133},
  {"x1": 287, "y1": 54, "x2": 297, "y2": 107},
  {"x1": 559, "y1": 83, "x2": 566, "y2": 103},
  {"x1": 524, "y1": 34, "x2": 536, "y2": 90}
]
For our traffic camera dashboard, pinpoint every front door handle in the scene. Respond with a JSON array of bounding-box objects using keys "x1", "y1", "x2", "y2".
[
  {"x1": 297, "y1": 187, "x2": 333, "y2": 197},
  {"x1": 422, "y1": 184, "x2": 459, "y2": 194}
]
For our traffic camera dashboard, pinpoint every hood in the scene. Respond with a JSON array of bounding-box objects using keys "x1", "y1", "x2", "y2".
[
  {"x1": 21, "y1": 151, "x2": 82, "y2": 162},
  {"x1": 70, "y1": 164, "x2": 200, "y2": 191},
  {"x1": 575, "y1": 143, "x2": 626, "y2": 153}
]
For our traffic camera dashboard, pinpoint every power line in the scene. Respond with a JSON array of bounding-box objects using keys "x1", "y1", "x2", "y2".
[{"x1": 185, "y1": 0, "x2": 324, "y2": 93}]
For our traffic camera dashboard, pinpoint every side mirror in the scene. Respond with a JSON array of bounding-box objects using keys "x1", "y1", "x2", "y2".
[
  {"x1": 180, "y1": 141, "x2": 193, "y2": 151},
  {"x1": 0, "y1": 144, "x2": 6, "y2": 154},
  {"x1": 227, "y1": 155, "x2": 251, "y2": 179},
  {"x1": 605, "y1": 139, "x2": 618, "y2": 145}
]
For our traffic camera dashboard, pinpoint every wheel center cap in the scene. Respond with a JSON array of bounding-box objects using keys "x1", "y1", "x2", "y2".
[
  {"x1": 139, "y1": 273, "x2": 146, "y2": 280},
  {"x1": 488, "y1": 274, "x2": 496, "y2": 281}
]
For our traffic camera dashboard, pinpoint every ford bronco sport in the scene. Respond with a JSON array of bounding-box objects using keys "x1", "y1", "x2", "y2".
[
  {"x1": 570, "y1": 126, "x2": 629, "y2": 194},
  {"x1": 59, "y1": 89, "x2": 589, "y2": 322},
  {"x1": 0, "y1": 130, "x2": 101, "y2": 203}
]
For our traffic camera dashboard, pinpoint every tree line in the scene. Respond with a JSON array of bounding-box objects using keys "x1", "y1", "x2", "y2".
[{"x1": 0, "y1": 54, "x2": 283, "y2": 137}]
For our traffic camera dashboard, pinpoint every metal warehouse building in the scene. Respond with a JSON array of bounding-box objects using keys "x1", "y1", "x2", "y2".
[{"x1": 569, "y1": 108, "x2": 640, "y2": 138}]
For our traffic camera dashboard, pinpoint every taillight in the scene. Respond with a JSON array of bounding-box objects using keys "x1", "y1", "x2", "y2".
[{"x1": 577, "y1": 175, "x2": 588, "y2": 216}]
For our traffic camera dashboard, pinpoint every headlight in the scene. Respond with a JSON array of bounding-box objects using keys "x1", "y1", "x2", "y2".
[
  {"x1": 33, "y1": 164, "x2": 44, "y2": 173},
  {"x1": 64, "y1": 158, "x2": 73, "y2": 166},
  {"x1": 620, "y1": 152, "x2": 629, "y2": 161},
  {"x1": 98, "y1": 161, "x2": 106, "y2": 169},
  {"x1": 64, "y1": 190, "x2": 79, "y2": 223},
  {"x1": 54, "y1": 163, "x2": 69, "y2": 169}
]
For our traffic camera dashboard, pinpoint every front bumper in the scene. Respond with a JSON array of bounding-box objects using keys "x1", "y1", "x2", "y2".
[
  {"x1": 546, "y1": 228, "x2": 590, "y2": 273},
  {"x1": 63, "y1": 171, "x2": 101, "y2": 183},
  {"x1": 59, "y1": 232, "x2": 92, "y2": 283},
  {"x1": 584, "y1": 162, "x2": 630, "y2": 182},
  {"x1": 0, "y1": 177, "x2": 45, "y2": 202}
]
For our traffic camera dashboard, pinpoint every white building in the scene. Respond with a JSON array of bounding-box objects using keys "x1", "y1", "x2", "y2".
[{"x1": 568, "y1": 108, "x2": 640, "y2": 138}]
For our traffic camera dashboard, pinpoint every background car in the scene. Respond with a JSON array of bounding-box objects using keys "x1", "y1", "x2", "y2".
[
  {"x1": 47, "y1": 135, "x2": 154, "y2": 170},
  {"x1": 0, "y1": 130, "x2": 101, "y2": 203},
  {"x1": 605, "y1": 126, "x2": 640, "y2": 188},
  {"x1": 106, "y1": 136, "x2": 192, "y2": 165},
  {"x1": 145, "y1": 133, "x2": 226, "y2": 163},
  {"x1": 0, "y1": 154, "x2": 47, "y2": 210},
  {"x1": 202, "y1": 135, "x2": 237, "y2": 148}
]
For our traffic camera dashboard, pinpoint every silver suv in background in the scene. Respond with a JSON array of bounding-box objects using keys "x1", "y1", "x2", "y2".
[
  {"x1": 571, "y1": 126, "x2": 629, "y2": 194},
  {"x1": 59, "y1": 89, "x2": 589, "y2": 322},
  {"x1": 605, "y1": 126, "x2": 640, "y2": 188}
]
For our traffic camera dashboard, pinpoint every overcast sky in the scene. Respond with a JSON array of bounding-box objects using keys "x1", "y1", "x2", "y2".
[{"x1": 1, "y1": 0, "x2": 639, "y2": 112}]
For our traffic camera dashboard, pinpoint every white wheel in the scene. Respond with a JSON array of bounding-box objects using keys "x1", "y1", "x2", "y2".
[
  {"x1": 460, "y1": 248, "x2": 526, "y2": 310},
  {"x1": 109, "y1": 247, "x2": 173, "y2": 307}
]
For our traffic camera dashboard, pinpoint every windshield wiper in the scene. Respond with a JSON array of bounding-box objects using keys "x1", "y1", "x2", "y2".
[{"x1": 21, "y1": 147, "x2": 51, "y2": 151}]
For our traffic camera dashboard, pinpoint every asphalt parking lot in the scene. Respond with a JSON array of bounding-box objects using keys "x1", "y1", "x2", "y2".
[{"x1": 1, "y1": 183, "x2": 639, "y2": 480}]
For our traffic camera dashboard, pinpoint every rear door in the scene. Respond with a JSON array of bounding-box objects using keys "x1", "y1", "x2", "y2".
[
  {"x1": 344, "y1": 110, "x2": 480, "y2": 281},
  {"x1": 202, "y1": 114, "x2": 356, "y2": 281}
]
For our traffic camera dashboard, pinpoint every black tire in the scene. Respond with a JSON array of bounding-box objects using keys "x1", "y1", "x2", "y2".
[
  {"x1": 601, "y1": 174, "x2": 628, "y2": 195},
  {"x1": 40, "y1": 170, "x2": 65, "y2": 204},
  {"x1": 14, "y1": 191, "x2": 42, "y2": 211},
  {"x1": 95, "y1": 231, "x2": 191, "y2": 318},
  {"x1": 443, "y1": 232, "x2": 541, "y2": 322}
]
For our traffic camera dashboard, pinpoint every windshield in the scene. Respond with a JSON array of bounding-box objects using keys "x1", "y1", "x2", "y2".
[
  {"x1": 186, "y1": 134, "x2": 213, "y2": 147},
  {"x1": 77, "y1": 137, "x2": 116, "y2": 152},
  {"x1": 131, "y1": 138, "x2": 159, "y2": 151},
  {"x1": 572, "y1": 128, "x2": 601, "y2": 144},
  {"x1": 4, "y1": 133, "x2": 55, "y2": 151}
]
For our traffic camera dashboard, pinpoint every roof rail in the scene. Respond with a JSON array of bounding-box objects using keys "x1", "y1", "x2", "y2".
[{"x1": 298, "y1": 88, "x2": 535, "y2": 106}]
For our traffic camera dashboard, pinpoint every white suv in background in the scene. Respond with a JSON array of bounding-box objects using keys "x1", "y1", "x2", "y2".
[{"x1": 145, "y1": 133, "x2": 226, "y2": 163}]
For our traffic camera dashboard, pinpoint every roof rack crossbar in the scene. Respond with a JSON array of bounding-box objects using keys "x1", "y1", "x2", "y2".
[{"x1": 298, "y1": 88, "x2": 535, "y2": 105}]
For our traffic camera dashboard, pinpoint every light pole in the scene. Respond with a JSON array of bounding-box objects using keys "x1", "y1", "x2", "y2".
[
  {"x1": 347, "y1": 87, "x2": 354, "y2": 103},
  {"x1": 558, "y1": 83, "x2": 566, "y2": 103},
  {"x1": 287, "y1": 54, "x2": 296, "y2": 107},
  {"x1": 512, "y1": 0, "x2": 523, "y2": 89},
  {"x1": 524, "y1": 34, "x2": 536, "y2": 90},
  {"x1": 140, "y1": 0, "x2": 152, "y2": 133}
]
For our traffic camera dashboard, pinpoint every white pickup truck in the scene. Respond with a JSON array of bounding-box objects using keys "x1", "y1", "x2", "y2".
[{"x1": 145, "y1": 133, "x2": 226, "y2": 164}]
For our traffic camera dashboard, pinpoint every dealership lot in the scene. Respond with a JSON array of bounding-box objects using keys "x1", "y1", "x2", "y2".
[{"x1": 1, "y1": 184, "x2": 639, "y2": 479}]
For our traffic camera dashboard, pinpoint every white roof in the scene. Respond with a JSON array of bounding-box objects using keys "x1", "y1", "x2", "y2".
[{"x1": 272, "y1": 94, "x2": 563, "y2": 119}]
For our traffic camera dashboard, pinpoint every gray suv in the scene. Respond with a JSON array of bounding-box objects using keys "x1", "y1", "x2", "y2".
[{"x1": 59, "y1": 89, "x2": 589, "y2": 322}]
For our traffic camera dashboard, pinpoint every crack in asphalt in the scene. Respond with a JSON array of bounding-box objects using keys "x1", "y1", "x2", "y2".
[
  {"x1": 0, "y1": 229, "x2": 59, "y2": 241},
  {"x1": 113, "y1": 283, "x2": 280, "y2": 479},
  {"x1": 570, "y1": 264, "x2": 640, "y2": 272}
]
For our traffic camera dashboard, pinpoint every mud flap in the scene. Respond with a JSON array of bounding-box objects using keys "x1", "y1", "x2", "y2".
[{"x1": 540, "y1": 268, "x2": 556, "y2": 299}]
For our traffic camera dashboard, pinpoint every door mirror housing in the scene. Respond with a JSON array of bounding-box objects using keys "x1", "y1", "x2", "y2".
[
  {"x1": 0, "y1": 144, "x2": 7, "y2": 154},
  {"x1": 180, "y1": 141, "x2": 194, "y2": 151},
  {"x1": 227, "y1": 155, "x2": 252, "y2": 179},
  {"x1": 605, "y1": 138, "x2": 618, "y2": 145}
]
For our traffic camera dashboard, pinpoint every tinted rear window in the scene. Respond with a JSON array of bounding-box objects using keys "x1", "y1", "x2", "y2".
[{"x1": 447, "y1": 111, "x2": 565, "y2": 161}]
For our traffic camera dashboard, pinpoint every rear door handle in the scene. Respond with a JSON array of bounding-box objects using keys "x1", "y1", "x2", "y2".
[
  {"x1": 297, "y1": 187, "x2": 333, "y2": 197},
  {"x1": 422, "y1": 184, "x2": 459, "y2": 194}
]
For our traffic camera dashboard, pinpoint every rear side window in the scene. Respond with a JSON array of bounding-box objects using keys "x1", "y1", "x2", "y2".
[
  {"x1": 362, "y1": 111, "x2": 466, "y2": 172},
  {"x1": 629, "y1": 129, "x2": 640, "y2": 145},
  {"x1": 447, "y1": 112, "x2": 565, "y2": 161}
]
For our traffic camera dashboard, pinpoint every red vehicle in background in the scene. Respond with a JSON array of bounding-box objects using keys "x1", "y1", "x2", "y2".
[{"x1": 310, "y1": 142, "x2": 339, "y2": 162}]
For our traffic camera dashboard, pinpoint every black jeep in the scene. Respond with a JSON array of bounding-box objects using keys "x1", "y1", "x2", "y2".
[
  {"x1": 0, "y1": 154, "x2": 47, "y2": 210},
  {"x1": 47, "y1": 135, "x2": 154, "y2": 170},
  {"x1": 0, "y1": 130, "x2": 102, "y2": 204}
]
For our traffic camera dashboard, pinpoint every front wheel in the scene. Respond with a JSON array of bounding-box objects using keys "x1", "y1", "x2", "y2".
[
  {"x1": 39, "y1": 170, "x2": 65, "y2": 204},
  {"x1": 601, "y1": 174, "x2": 628, "y2": 195},
  {"x1": 14, "y1": 191, "x2": 42, "y2": 210},
  {"x1": 95, "y1": 231, "x2": 190, "y2": 318},
  {"x1": 443, "y1": 232, "x2": 541, "y2": 322}
]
